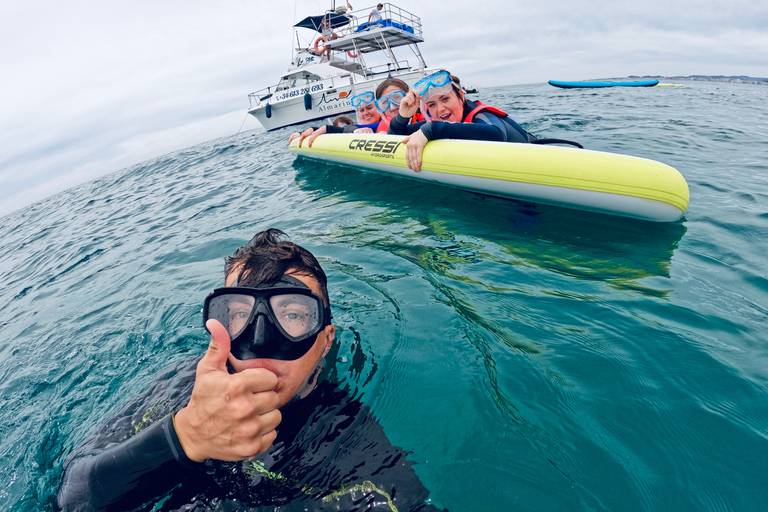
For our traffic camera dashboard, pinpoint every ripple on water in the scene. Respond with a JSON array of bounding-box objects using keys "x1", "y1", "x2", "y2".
[{"x1": 2, "y1": 81, "x2": 768, "y2": 510}]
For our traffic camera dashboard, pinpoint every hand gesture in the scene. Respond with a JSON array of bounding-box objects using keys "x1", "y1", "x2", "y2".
[
  {"x1": 174, "y1": 319, "x2": 281, "y2": 462},
  {"x1": 402, "y1": 128, "x2": 429, "y2": 172},
  {"x1": 398, "y1": 89, "x2": 420, "y2": 120}
]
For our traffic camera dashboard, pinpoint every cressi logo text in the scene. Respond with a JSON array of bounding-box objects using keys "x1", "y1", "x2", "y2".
[{"x1": 348, "y1": 139, "x2": 402, "y2": 158}]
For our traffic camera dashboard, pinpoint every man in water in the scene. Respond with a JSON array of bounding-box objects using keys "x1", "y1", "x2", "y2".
[{"x1": 57, "y1": 229, "x2": 442, "y2": 511}]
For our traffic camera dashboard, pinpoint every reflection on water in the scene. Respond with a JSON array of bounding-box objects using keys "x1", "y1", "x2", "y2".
[
  {"x1": 293, "y1": 156, "x2": 685, "y2": 294},
  {"x1": 293, "y1": 156, "x2": 689, "y2": 490}
]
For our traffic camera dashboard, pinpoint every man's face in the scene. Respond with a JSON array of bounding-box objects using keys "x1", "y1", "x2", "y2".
[{"x1": 226, "y1": 271, "x2": 335, "y2": 408}]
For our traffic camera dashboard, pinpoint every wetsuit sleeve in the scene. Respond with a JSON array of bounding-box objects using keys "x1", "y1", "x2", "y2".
[
  {"x1": 421, "y1": 119, "x2": 506, "y2": 142},
  {"x1": 323, "y1": 125, "x2": 347, "y2": 134},
  {"x1": 57, "y1": 414, "x2": 198, "y2": 511},
  {"x1": 387, "y1": 114, "x2": 425, "y2": 135},
  {"x1": 57, "y1": 356, "x2": 200, "y2": 511},
  {"x1": 322, "y1": 125, "x2": 362, "y2": 133}
]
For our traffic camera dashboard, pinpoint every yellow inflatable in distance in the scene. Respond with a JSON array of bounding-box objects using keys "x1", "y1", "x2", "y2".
[{"x1": 290, "y1": 134, "x2": 689, "y2": 222}]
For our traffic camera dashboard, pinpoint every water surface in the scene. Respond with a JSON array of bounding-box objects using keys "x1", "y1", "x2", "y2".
[{"x1": 1, "y1": 81, "x2": 767, "y2": 511}]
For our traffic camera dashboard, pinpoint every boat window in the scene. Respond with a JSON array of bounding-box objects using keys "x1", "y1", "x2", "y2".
[{"x1": 276, "y1": 77, "x2": 298, "y2": 91}]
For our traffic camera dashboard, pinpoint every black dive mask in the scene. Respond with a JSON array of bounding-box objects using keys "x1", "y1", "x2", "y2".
[{"x1": 202, "y1": 275, "x2": 332, "y2": 361}]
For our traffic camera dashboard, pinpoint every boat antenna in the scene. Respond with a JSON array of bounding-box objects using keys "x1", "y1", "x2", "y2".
[{"x1": 291, "y1": 0, "x2": 298, "y2": 60}]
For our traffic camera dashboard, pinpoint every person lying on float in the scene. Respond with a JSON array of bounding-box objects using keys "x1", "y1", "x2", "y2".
[
  {"x1": 288, "y1": 79, "x2": 418, "y2": 147},
  {"x1": 386, "y1": 70, "x2": 545, "y2": 172}
]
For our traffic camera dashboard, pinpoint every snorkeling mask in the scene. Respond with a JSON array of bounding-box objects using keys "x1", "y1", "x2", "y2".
[
  {"x1": 413, "y1": 70, "x2": 462, "y2": 120},
  {"x1": 413, "y1": 71, "x2": 460, "y2": 99},
  {"x1": 350, "y1": 91, "x2": 375, "y2": 107},
  {"x1": 203, "y1": 275, "x2": 332, "y2": 361},
  {"x1": 375, "y1": 90, "x2": 406, "y2": 113}
]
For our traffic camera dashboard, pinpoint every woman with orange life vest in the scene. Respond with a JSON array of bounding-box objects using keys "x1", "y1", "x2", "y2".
[
  {"x1": 291, "y1": 79, "x2": 413, "y2": 147},
  {"x1": 388, "y1": 70, "x2": 553, "y2": 172}
]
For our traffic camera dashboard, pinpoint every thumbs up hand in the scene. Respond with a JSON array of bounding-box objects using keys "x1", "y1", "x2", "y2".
[{"x1": 174, "y1": 319, "x2": 282, "y2": 462}]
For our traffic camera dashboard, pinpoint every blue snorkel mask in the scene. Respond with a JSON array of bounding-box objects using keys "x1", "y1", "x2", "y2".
[
  {"x1": 375, "y1": 90, "x2": 406, "y2": 113},
  {"x1": 413, "y1": 71, "x2": 462, "y2": 120},
  {"x1": 350, "y1": 91, "x2": 375, "y2": 107},
  {"x1": 350, "y1": 91, "x2": 382, "y2": 126},
  {"x1": 413, "y1": 71, "x2": 460, "y2": 97},
  {"x1": 203, "y1": 275, "x2": 332, "y2": 361}
]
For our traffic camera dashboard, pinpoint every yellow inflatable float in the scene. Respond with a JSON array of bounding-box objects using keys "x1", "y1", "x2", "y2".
[{"x1": 290, "y1": 134, "x2": 689, "y2": 222}]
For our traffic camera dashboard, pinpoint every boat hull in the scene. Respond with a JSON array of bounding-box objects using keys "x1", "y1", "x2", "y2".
[
  {"x1": 290, "y1": 134, "x2": 689, "y2": 222},
  {"x1": 249, "y1": 86, "x2": 356, "y2": 131},
  {"x1": 549, "y1": 80, "x2": 660, "y2": 88}
]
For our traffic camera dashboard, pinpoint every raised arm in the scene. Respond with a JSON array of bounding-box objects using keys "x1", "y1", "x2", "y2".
[{"x1": 58, "y1": 321, "x2": 281, "y2": 510}]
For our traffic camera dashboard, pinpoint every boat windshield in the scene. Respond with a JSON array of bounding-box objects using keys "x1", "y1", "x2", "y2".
[{"x1": 275, "y1": 72, "x2": 322, "y2": 91}]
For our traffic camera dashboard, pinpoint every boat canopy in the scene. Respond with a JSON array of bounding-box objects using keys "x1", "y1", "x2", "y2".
[{"x1": 294, "y1": 12, "x2": 351, "y2": 32}]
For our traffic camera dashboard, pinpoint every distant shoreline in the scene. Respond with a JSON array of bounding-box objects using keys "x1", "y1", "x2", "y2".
[{"x1": 627, "y1": 74, "x2": 768, "y2": 86}]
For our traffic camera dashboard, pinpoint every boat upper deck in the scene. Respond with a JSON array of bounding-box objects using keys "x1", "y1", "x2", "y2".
[{"x1": 310, "y1": 3, "x2": 424, "y2": 54}]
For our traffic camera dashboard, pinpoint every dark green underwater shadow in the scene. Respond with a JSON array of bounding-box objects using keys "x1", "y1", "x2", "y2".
[
  {"x1": 292, "y1": 156, "x2": 689, "y2": 501},
  {"x1": 292, "y1": 156, "x2": 687, "y2": 296}
]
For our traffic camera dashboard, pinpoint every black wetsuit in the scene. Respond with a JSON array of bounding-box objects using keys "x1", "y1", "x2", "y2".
[
  {"x1": 387, "y1": 100, "x2": 537, "y2": 143},
  {"x1": 57, "y1": 356, "x2": 444, "y2": 512}
]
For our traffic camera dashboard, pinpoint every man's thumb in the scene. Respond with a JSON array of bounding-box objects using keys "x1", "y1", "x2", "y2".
[{"x1": 201, "y1": 319, "x2": 231, "y2": 372}]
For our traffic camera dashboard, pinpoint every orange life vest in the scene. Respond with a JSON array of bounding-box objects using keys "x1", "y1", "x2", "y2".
[
  {"x1": 376, "y1": 116, "x2": 391, "y2": 133},
  {"x1": 463, "y1": 101, "x2": 508, "y2": 123}
]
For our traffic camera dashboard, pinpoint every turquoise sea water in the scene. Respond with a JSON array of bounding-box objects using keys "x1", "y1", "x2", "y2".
[{"x1": 1, "y1": 80, "x2": 768, "y2": 511}]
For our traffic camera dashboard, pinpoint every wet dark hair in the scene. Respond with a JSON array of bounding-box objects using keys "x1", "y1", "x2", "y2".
[
  {"x1": 331, "y1": 114, "x2": 354, "y2": 127},
  {"x1": 225, "y1": 228, "x2": 330, "y2": 305},
  {"x1": 375, "y1": 78, "x2": 409, "y2": 99},
  {"x1": 441, "y1": 70, "x2": 463, "y2": 99}
]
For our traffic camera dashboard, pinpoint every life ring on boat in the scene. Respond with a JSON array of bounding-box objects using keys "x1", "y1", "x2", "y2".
[
  {"x1": 314, "y1": 37, "x2": 328, "y2": 54},
  {"x1": 347, "y1": 50, "x2": 359, "y2": 58}
]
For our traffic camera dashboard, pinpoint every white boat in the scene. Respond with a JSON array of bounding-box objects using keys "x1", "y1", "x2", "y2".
[{"x1": 247, "y1": 2, "x2": 433, "y2": 131}]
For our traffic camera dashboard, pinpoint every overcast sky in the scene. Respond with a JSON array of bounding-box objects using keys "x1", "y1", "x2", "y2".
[{"x1": 1, "y1": 0, "x2": 766, "y2": 218}]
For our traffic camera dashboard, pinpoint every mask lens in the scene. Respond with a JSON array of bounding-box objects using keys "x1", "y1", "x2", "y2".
[
  {"x1": 376, "y1": 91, "x2": 405, "y2": 112},
  {"x1": 269, "y1": 293, "x2": 320, "y2": 338},
  {"x1": 414, "y1": 71, "x2": 451, "y2": 96},
  {"x1": 207, "y1": 294, "x2": 255, "y2": 339},
  {"x1": 420, "y1": 83, "x2": 455, "y2": 102}
]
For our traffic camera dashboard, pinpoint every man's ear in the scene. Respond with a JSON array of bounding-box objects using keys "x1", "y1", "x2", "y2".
[{"x1": 322, "y1": 325, "x2": 336, "y2": 357}]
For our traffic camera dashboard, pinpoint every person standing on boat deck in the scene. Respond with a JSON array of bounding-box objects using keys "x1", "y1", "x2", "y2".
[
  {"x1": 56, "y1": 229, "x2": 445, "y2": 512},
  {"x1": 369, "y1": 3, "x2": 383, "y2": 22},
  {"x1": 388, "y1": 70, "x2": 581, "y2": 172},
  {"x1": 318, "y1": 15, "x2": 340, "y2": 59}
]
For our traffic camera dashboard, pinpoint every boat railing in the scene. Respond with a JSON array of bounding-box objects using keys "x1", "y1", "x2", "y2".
[
  {"x1": 340, "y1": 3, "x2": 422, "y2": 39},
  {"x1": 325, "y1": 2, "x2": 423, "y2": 53},
  {"x1": 248, "y1": 89, "x2": 272, "y2": 109},
  {"x1": 365, "y1": 60, "x2": 412, "y2": 77}
]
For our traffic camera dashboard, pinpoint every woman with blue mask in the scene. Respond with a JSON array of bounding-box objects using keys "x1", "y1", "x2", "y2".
[
  {"x1": 387, "y1": 70, "x2": 577, "y2": 172},
  {"x1": 289, "y1": 79, "x2": 411, "y2": 147}
]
